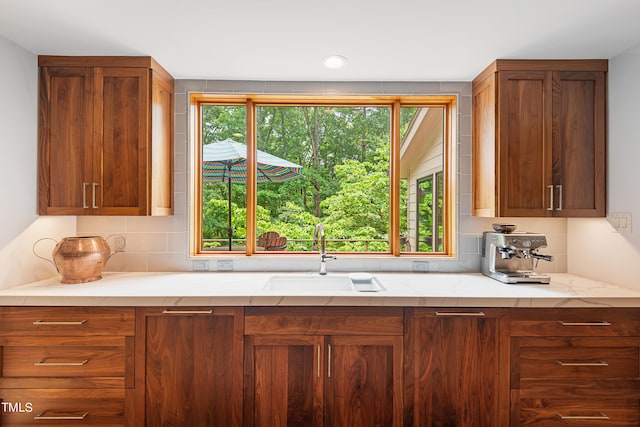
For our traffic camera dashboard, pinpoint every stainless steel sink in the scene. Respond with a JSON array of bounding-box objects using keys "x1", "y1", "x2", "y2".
[{"x1": 263, "y1": 273, "x2": 384, "y2": 292}]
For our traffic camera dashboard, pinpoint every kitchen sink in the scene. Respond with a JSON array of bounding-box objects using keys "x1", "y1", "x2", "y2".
[{"x1": 263, "y1": 273, "x2": 384, "y2": 292}]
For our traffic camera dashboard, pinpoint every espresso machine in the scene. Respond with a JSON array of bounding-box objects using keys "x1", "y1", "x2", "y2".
[{"x1": 481, "y1": 226, "x2": 553, "y2": 284}]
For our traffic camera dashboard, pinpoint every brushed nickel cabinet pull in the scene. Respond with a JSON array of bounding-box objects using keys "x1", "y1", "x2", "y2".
[
  {"x1": 557, "y1": 412, "x2": 609, "y2": 420},
  {"x1": 558, "y1": 320, "x2": 611, "y2": 326},
  {"x1": 317, "y1": 344, "x2": 321, "y2": 378},
  {"x1": 33, "y1": 320, "x2": 87, "y2": 326},
  {"x1": 556, "y1": 184, "x2": 563, "y2": 211},
  {"x1": 161, "y1": 309, "x2": 214, "y2": 314},
  {"x1": 35, "y1": 359, "x2": 89, "y2": 366},
  {"x1": 547, "y1": 184, "x2": 554, "y2": 211},
  {"x1": 327, "y1": 344, "x2": 332, "y2": 378},
  {"x1": 82, "y1": 182, "x2": 89, "y2": 208},
  {"x1": 34, "y1": 411, "x2": 89, "y2": 420},
  {"x1": 92, "y1": 183, "x2": 99, "y2": 209},
  {"x1": 435, "y1": 311, "x2": 486, "y2": 317},
  {"x1": 556, "y1": 360, "x2": 608, "y2": 367}
]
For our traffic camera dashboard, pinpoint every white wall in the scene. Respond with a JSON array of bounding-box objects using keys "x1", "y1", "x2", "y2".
[
  {"x1": 0, "y1": 35, "x2": 75, "y2": 288},
  {"x1": 568, "y1": 42, "x2": 640, "y2": 287}
]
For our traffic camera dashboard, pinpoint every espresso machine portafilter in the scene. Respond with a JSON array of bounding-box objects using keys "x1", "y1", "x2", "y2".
[{"x1": 481, "y1": 228, "x2": 554, "y2": 284}]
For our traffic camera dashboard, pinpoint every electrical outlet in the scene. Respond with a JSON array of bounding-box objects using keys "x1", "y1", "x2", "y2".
[
  {"x1": 607, "y1": 212, "x2": 632, "y2": 233},
  {"x1": 412, "y1": 261, "x2": 429, "y2": 272},
  {"x1": 217, "y1": 259, "x2": 234, "y2": 271},
  {"x1": 192, "y1": 260, "x2": 209, "y2": 271}
]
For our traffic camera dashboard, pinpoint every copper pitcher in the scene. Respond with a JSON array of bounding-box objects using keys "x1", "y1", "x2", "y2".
[{"x1": 33, "y1": 235, "x2": 125, "y2": 284}]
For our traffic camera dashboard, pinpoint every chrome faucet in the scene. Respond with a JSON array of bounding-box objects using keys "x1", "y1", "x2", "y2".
[{"x1": 313, "y1": 223, "x2": 336, "y2": 275}]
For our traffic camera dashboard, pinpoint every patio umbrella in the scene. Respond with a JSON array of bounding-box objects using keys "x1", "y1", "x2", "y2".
[{"x1": 202, "y1": 139, "x2": 303, "y2": 250}]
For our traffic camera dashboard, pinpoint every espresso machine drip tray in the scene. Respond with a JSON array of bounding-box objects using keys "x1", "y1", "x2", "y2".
[{"x1": 490, "y1": 271, "x2": 550, "y2": 284}]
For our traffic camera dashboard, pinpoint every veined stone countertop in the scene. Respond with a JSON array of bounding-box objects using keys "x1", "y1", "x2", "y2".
[{"x1": 1, "y1": 272, "x2": 639, "y2": 308}]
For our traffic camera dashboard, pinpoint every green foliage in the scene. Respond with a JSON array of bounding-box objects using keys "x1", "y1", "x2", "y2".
[{"x1": 200, "y1": 103, "x2": 431, "y2": 253}]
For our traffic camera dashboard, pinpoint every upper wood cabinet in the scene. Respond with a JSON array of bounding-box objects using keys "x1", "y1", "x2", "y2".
[
  {"x1": 38, "y1": 56, "x2": 174, "y2": 216},
  {"x1": 472, "y1": 60, "x2": 607, "y2": 217}
]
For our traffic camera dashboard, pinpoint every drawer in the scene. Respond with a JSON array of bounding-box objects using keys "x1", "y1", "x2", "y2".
[
  {"x1": 510, "y1": 309, "x2": 640, "y2": 337},
  {"x1": 0, "y1": 389, "x2": 125, "y2": 426},
  {"x1": 519, "y1": 346, "x2": 639, "y2": 380},
  {"x1": 512, "y1": 337, "x2": 640, "y2": 390},
  {"x1": 245, "y1": 306, "x2": 403, "y2": 335},
  {"x1": 515, "y1": 398, "x2": 640, "y2": 426},
  {"x1": 0, "y1": 307, "x2": 134, "y2": 336},
  {"x1": 2, "y1": 346, "x2": 125, "y2": 378}
]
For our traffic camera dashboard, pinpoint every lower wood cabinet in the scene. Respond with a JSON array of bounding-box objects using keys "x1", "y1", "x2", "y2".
[
  {"x1": 510, "y1": 308, "x2": 640, "y2": 426},
  {"x1": 0, "y1": 306, "x2": 135, "y2": 427},
  {"x1": 244, "y1": 307, "x2": 404, "y2": 427},
  {"x1": 7, "y1": 304, "x2": 640, "y2": 426},
  {"x1": 403, "y1": 308, "x2": 507, "y2": 427},
  {"x1": 134, "y1": 307, "x2": 244, "y2": 427}
]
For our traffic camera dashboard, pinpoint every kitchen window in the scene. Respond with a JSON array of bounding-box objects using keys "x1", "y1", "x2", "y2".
[{"x1": 190, "y1": 94, "x2": 456, "y2": 257}]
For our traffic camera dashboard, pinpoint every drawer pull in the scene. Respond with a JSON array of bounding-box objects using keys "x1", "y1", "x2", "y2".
[
  {"x1": 557, "y1": 412, "x2": 609, "y2": 420},
  {"x1": 162, "y1": 309, "x2": 214, "y2": 314},
  {"x1": 558, "y1": 320, "x2": 611, "y2": 326},
  {"x1": 435, "y1": 311, "x2": 486, "y2": 317},
  {"x1": 33, "y1": 320, "x2": 87, "y2": 326},
  {"x1": 556, "y1": 360, "x2": 608, "y2": 367},
  {"x1": 35, "y1": 359, "x2": 89, "y2": 366},
  {"x1": 35, "y1": 411, "x2": 89, "y2": 420}
]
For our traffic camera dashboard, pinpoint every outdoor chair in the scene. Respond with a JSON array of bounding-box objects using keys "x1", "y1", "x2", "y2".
[{"x1": 258, "y1": 231, "x2": 288, "y2": 251}]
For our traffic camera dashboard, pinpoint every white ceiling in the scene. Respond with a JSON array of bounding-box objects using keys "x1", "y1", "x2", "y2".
[{"x1": 2, "y1": 0, "x2": 640, "y2": 81}]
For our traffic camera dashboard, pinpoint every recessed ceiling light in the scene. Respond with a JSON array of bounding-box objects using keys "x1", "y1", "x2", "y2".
[{"x1": 322, "y1": 55, "x2": 347, "y2": 69}]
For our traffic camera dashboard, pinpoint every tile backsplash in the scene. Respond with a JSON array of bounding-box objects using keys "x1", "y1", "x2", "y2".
[{"x1": 77, "y1": 80, "x2": 568, "y2": 273}]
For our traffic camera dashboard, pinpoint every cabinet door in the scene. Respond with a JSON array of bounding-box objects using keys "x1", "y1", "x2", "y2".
[
  {"x1": 404, "y1": 309, "x2": 506, "y2": 427},
  {"x1": 136, "y1": 307, "x2": 243, "y2": 427},
  {"x1": 94, "y1": 67, "x2": 149, "y2": 215},
  {"x1": 244, "y1": 335, "x2": 324, "y2": 427},
  {"x1": 38, "y1": 66, "x2": 94, "y2": 215},
  {"x1": 552, "y1": 71, "x2": 606, "y2": 217},
  {"x1": 498, "y1": 71, "x2": 553, "y2": 216},
  {"x1": 325, "y1": 335, "x2": 403, "y2": 427}
]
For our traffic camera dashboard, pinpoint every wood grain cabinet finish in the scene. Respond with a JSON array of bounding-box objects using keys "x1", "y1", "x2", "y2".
[
  {"x1": 135, "y1": 307, "x2": 244, "y2": 427},
  {"x1": 510, "y1": 308, "x2": 640, "y2": 426},
  {"x1": 0, "y1": 307, "x2": 135, "y2": 426},
  {"x1": 472, "y1": 59, "x2": 607, "y2": 218},
  {"x1": 244, "y1": 307, "x2": 404, "y2": 427},
  {"x1": 38, "y1": 56, "x2": 174, "y2": 216},
  {"x1": 403, "y1": 308, "x2": 507, "y2": 427}
]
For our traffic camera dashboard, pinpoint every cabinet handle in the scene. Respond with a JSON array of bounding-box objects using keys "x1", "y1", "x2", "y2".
[
  {"x1": 435, "y1": 311, "x2": 485, "y2": 316},
  {"x1": 161, "y1": 309, "x2": 214, "y2": 314},
  {"x1": 33, "y1": 320, "x2": 87, "y2": 326},
  {"x1": 547, "y1": 184, "x2": 554, "y2": 211},
  {"x1": 34, "y1": 411, "x2": 89, "y2": 420},
  {"x1": 317, "y1": 344, "x2": 321, "y2": 378},
  {"x1": 558, "y1": 320, "x2": 611, "y2": 326},
  {"x1": 556, "y1": 360, "x2": 608, "y2": 367},
  {"x1": 557, "y1": 412, "x2": 609, "y2": 420},
  {"x1": 82, "y1": 182, "x2": 89, "y2": 208},
  {"x1": 92, "y1": 183, "x2": 98, "y2": 208},
  {"x1": 35, "y1": 359, "x2": 89, "y2": 366},
  {"x1": 327, "y1": 344, "x2": 332, "y2": 378},
  {"x1": 556, "y1": 184, "x2": 563, "y2": 211}
]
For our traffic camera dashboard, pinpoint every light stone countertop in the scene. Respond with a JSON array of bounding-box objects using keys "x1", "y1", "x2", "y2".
[{"x1": 1, "y1": 272, "x2": 639, "y2": 308}]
